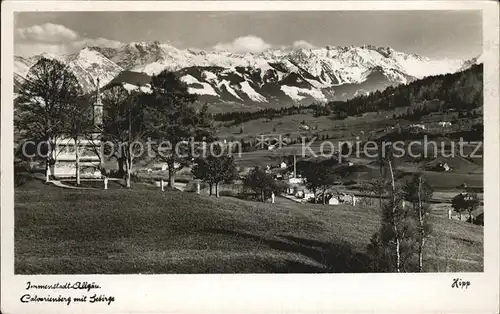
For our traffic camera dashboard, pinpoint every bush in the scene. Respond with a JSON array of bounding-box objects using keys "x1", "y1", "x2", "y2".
[
  {"x1": 107, "y1": 169, "x2": 124, "y2": 179},
  {"x1": 219, "y1": 190, "x2": 237, "y2": 197},
  {"x1": 15, "y1": 172, "x2": 29, "y2": 187},
  {"x1": 184, "y1": 181, "x2": 208, "y2": 192},
  {"x1": 130, "y1": 173, "x2": 142, "y2": 183},
  {"x1": 14, "y1": 162, "x2": 31, "y2": 187}
]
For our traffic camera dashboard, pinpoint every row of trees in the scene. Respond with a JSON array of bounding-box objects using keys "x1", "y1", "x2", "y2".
[
  {"x1": 192, "y1": 161, "x2": 288, "y2": 201},
  {"x1": 212, "y1": 103, "x2": 323, "y2": 124},
  {"x1": 16, "y1": 57, "x2": 216, "y2": 188},
  {"x1": 17, "y1": 57, "x2": 286, "y2": 200}
]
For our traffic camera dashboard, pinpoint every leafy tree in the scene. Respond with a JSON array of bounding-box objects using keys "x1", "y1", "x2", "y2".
[
  {"x1": 404, "y1": 174, "x2": 434, "y2": 272},
  {"x1": 465, "y1": 193, "x2": 480, "y2": 222},
  {"x1": 192, "y1": 149, "x2": 237, "y2": 197},
  {"x1": 303, "y1": 161, "x2": 338, "y2": 204},
  {"x1": 101, "y1": 85, "x2": 146, "y2": 188},
  {"x1": 244, "y1": 166, "x2": 279, "y2": 202},
  {"x1": 452, "y1": 192, "x2": 479, "y2": 222},
  {"x1": 143, "y1": 70, "x2": 213, "y2": 188},
  {"x1": 15, "y1": 57, "x2": 83, "y2": 182}
]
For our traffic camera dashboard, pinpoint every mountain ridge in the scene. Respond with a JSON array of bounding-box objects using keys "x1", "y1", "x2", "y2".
[{"x1": 14, "y1": 41, "x2": 479, "y2": 111}]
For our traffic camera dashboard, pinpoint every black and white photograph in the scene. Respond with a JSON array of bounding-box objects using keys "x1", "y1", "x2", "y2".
[
  {"x1": 1, "y1": 1, "x2": 499, "y2": 313},
  {"x1": 8, "y1": 9, "x2": 489, "y2": 272}
]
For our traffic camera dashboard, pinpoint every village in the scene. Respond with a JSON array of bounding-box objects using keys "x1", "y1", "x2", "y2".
[{"x1": 35, "y1": 105, "x2": 482, "y2": 226}]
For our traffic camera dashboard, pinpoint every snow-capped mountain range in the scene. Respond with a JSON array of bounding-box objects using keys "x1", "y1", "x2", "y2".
[
  {"x1": 14, "y1": 41, "x2": 480, "y2": 111},
  {"x1": 14, "y1": 49, "x2": 123, "y2": 93}
]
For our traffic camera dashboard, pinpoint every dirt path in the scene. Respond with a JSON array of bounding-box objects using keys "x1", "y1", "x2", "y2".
[{"x1": 49, "y1": 180, "x2": 95, "y2": 190}]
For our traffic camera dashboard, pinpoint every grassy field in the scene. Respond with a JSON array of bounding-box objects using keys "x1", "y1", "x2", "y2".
[
  {"x1": 215, "y1": 110, "x2": 404, "y2": 142},
  {"x1": 15, "y1": 180, "x2": 483, "y2": 274}
]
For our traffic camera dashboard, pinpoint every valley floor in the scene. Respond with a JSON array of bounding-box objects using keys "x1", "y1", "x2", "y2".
[{"x1": 15, "y1": 180, "x2": 483, "y2": 274}]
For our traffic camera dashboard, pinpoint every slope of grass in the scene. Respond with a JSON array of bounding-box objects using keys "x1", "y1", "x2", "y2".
[
  {"x1": 15, "y1": 180, "x2": 483, "y2": 274},
  {"x1": 215, "y1": 110, "x2": 403, "y2": 141}
]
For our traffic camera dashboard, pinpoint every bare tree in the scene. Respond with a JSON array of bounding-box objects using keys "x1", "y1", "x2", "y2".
[
  {"x1": 404, "y1": 174, "x2": 434, "y2": 272},
  {"x1": 366, "y1": 177, "x2": 389, "y2": 208},
  {"x1": 367, "y1": 149, "x2": 417, "y2": 272},
  {"x1": 387, "y1": 158, "x2": 402, "y2": 272},
  {"x1": 101, "y1": 86, "x2": 147, "y2": 188}
]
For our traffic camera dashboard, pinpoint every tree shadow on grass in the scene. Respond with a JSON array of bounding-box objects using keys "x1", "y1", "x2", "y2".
[{"x1": 204, "y1": 228, "x2": 372, "y2": 273}]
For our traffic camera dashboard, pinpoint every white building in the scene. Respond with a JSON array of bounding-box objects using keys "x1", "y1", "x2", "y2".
[
  {"x1": 280, "y1": 161, "x2": 287, "y2": 169},
  {"x1": 289, "y1": 177, "x2": 305, "y2": 184},
  {"x1": 438, "y1": 121, "x2": 452, "y2": 127},
  {"x1": 410, "y1": 124, "x2": 426, "y2": 130},
  {"x1": 328, "y1": 197, "x2": 340, "y2": 205},
  {"x1": 303, "y1": 192, "x2": 315, "y2": 200},
  {"x1": 295, "y1": 190, "x2": 304, "y2": 198},
  {"x1": 50, "y1": 137, "x2": 102, "y2": 179}
]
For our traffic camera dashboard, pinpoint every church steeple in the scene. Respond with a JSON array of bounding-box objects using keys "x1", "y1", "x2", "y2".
[{"x1": 93, "y1": 77, "x2": 103, "y2": 127}]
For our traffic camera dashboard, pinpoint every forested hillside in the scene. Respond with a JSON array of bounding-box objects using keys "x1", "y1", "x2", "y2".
[
  {"x1": 331, "y1": 64, "x2": 482, "y2": 116},
  {"x1": 214, "y1": 64, "x2": 483, "y2": 123}
]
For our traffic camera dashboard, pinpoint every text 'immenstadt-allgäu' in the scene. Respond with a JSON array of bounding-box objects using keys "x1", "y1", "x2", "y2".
[{"x1": 20, "y1": 281, "x2": 115, "y2": 305}]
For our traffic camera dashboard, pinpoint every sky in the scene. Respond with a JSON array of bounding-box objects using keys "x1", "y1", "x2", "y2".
[{"x1": 14, "y1": 11, "x2": 482, "y2": 59}]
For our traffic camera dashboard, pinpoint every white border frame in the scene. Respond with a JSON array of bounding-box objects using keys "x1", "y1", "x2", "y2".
[{"x1": 2, "y1": 2, "x2": 499, "y2": 313}]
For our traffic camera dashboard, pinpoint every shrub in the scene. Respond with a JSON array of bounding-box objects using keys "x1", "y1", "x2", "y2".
[
  {"x1": 184, "y1": 181, "x2": 208, "y2": 192},
  {"x1": 129, "y1": 173, "x2": 142, "y2": 183},
  {"x1": 107, "y1": 169, "x2": 124, "y2": 179},
  {"x1": 14, "y1": 162, "x2": 31, "y2": 187}
]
